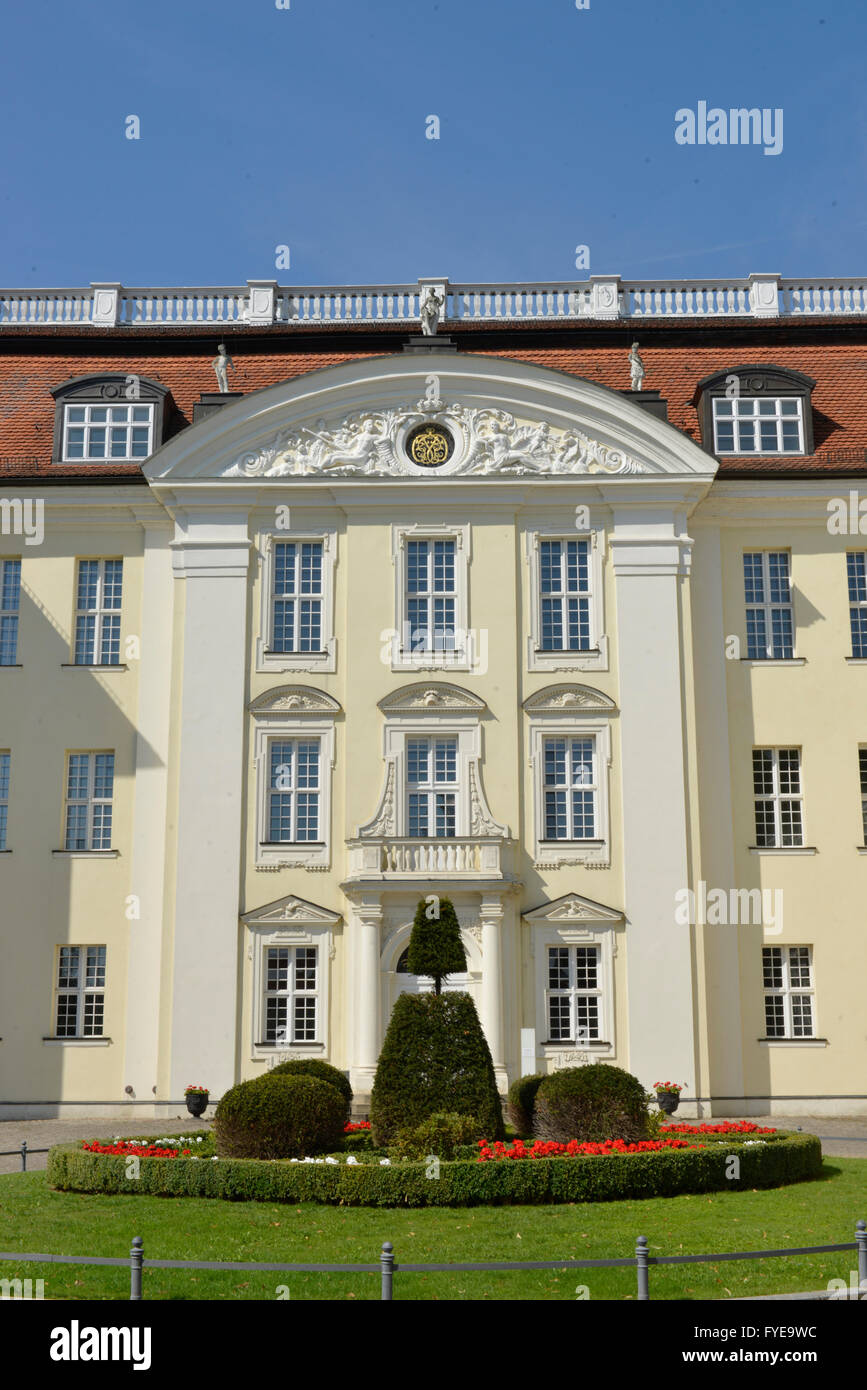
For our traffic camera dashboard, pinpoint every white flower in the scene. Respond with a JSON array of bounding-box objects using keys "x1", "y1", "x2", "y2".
[
  {"x1": 303, "y1": 1156, "x2": 315, "y2": 1164},
  {"x1": 190, "y1": 1156, "x2": 199, "y2": 1161},
  {"x1": 325, "y1": 1156, "x2": 339, "y2": 1165},
  {"x1": 196, "y1": 1137, "x2": 203, "y2": 1144},
  {"x1": 379, "y1": 1158, "x2": 391, "y2": 1167},
  {"x1": 346, "y1": 1155, "x2": 359, "y2": 1166},
  {"x1": 211, "y1": 1156, "x2": 219, "y2": 1161}
]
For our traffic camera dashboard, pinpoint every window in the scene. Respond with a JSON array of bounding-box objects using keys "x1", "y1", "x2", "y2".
[
  {"x1": 753, "y1": 748, "x2": 803, "y2": 847},
  {"x1": 406, "y1": 736, "x2": 458, "y2": 838},
  {"x1": 271, "y1": 541, "x2": 323, "y2": 653},
  {"x1": 539, "y1": 539, "x2": 591, "y2": 651},
  {"x1": 847, "y1": 553, "x2": 867, "y2": 659},
  {"x1": 63, "y1": 403, "x2": 153, "y2": 462},
  {"x1": 714, "y1": 397, "x2": 803, "y2": 454},
  {"x1": 55, "y1": 945, "x2": 106, "y2": 1037},
  {"x1": 263, "y1": 945, "x2": 318, "y2": 1044},
  {"x1": 74, "y1": 560, "x2": 122, "y2": 665},
  {"x1": 546, "y1": 945, "x2": 602, "y2": 1042},
  {"x1": 266, "y1": 739, "x2": 321, "y2": 843},
  {"x1": 390, "y1": 525, "x2": 471, "y2": 672},
  {"x1": 543, "y1": 737, "x2": 597, "y2": 840},
  {"x1": 0, "y1": 751, "x2": 9, "y2": 850},
  {"x1": 64, "y1": 752, "x2": 115, "y2": 850},
  {"x1": 0, "y1": 559, "x2": 21, "y2": 665},
  {"x1": 762, "y1": 946, "x2": 815, "y2": 1038},
  {"x1": 860, "y1": 748, "x2": 867, "y2": 845},
  {"x1": 743, "y1": 552, "x2": 793, "y2": 659}
]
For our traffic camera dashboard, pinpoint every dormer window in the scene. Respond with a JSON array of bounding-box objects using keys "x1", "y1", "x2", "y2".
[
  {"x1": 695, "y1": 366, "x2": 816, "y2": 458},
  {"x1": 51, "y1": 375, "x2": 170, "y2": 464}
]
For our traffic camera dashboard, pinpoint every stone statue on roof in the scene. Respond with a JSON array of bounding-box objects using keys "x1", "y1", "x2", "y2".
[
  {"x1": 629, "y1": 341, "x2": 645, "y2": 392},
  {"x1": 212, "y1": 343, "x2": 235, "y2": 394}
]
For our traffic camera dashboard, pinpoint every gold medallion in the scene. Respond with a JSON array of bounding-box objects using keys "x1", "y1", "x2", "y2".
[{"x1": 407, "y1": 424, "x2": 453, "y2": 467}]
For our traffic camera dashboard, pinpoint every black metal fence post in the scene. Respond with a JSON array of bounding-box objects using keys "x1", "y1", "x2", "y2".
[
  {"x1": 856, "y1": 1220, "x2": 867, "y2": 1297},
  {"x1": 130, "y1": 1236, "x2": 143, "y2": 1301},
  {"x1": 20, "y1": 1141, "x2": 27, "y2": 1173},
  {"x1": 636, "y1": 1235, "x2": 650, "y2": 1301},
  {"x1": 380, "y1": 1241, "x2": 394, "y2": 1301}
]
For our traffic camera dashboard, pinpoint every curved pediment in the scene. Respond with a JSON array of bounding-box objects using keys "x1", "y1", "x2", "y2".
[
  {"x1": 522, "y1": 683, "x2": 617, "y2": 714},
  {"x1": 378, "y1": 682, "x2": 486, "y2": 713},
  {"x1": 249, "y1": 685, "x2": 342, "y2": 715},
  {"x1": 143, "y1": 354, "x2": 718, "y2": 483}
]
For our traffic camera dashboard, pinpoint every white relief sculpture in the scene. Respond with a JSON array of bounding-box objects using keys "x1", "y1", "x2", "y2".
[{"x1": 225, "y1": 402, "x2": 647, "y2": 479}]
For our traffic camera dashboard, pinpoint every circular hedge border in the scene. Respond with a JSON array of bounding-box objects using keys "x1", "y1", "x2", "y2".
[{"x1": 46, "y1": 1131, "x2": 822, "y2": 1208}]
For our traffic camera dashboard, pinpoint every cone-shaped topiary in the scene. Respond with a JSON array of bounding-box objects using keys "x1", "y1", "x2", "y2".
[
  {"x1": 370, "y1": 991, "x2": 504, "y2": 1144},
  {"x1": 406, "y1": 896, "x2": 466, "y2": 995}
]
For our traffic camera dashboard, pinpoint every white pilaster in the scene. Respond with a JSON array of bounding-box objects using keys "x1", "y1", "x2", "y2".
[
  {"x1": 168, "y1": 509, "x2": 252, "y2": 1102},
  {"x1": 480, "y1": 895, "x2": 508, "y2": 1092},
  {"x1": 123, "y1": 515, "x2": 174, "y2": 1110},
  {"x1": 608, "y1": 504, "x2": 698, "y2": 1095},
  {"x1": 349, "y1": 893, "x2": 383, "y2": 1095}
]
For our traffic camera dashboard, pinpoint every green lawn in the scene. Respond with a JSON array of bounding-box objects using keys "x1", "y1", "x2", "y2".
[{"x1": 0, "y1": 1159, "x2": 864, "y2": 1300}]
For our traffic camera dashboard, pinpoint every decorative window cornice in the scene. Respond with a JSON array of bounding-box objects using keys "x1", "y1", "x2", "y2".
[
  {"x1": 523, "y1": 683, "x2": 617, "y2": 715},
  {"x1": 250, "y1": 685, "x2": 342, "y2": 716},
  {"x1": 377, "y1": 682, "x2": 486, "y2": 714}
]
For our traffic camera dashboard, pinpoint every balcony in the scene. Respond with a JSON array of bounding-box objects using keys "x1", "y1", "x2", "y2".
[{"x1": 345, "y1": 836, "x2": 509, "y2": 882}]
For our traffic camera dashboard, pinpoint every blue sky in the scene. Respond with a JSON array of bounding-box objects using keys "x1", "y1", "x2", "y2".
[{"x1": 0, "y1": 0, "x2": 864, "y2": 286}]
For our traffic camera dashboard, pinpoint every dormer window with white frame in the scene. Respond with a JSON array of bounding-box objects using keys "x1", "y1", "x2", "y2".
[
  {"x1": 50, "y1": 375, "x2": 170, "y2": 465},
  {"x1": 389, "y1": 523, "x2": 472, "y2": 672},
  {"x1": 525, "y1": 525, "x2": 608, "y2": 672},
  {"x1": 524, "y1": 684, "x2": 616, "y2": 868},
  {"x1": 250, "y1": 686, "x2": 340, "y2": 868},
  {"x1": 257, "y1": 529, "x2": 337, "y2": 674}
]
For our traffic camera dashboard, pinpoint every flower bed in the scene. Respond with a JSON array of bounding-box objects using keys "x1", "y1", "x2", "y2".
[
  {"x1": 478, "y1": 1137, "x2": 697, "y2": 1161},
  {"x1": 660, "y1": 1122, "x2": 777, "y2": 1136},
  {"x1": 47, "y1": 1130, "x2": 822, "y2": 1207}
]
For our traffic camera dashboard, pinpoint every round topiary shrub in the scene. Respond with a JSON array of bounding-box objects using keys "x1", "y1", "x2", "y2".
[
  {"x1": 507, "y1": 1074, "x2": 545, "y2": 1136},
  {"x1": 392, "y1": 1112, "x2": 480, "y2": 1161},
  {"x1": 214, "y1": 1074, "x2": 346, "y2": 1159},
  {"x1": 370, "y1": 992, "x2": 504, "y2": 1144},
  {"x1": 534, "y1": 1064, "x2": 649, "y2": 1144},
  {"x1": 266, "y1": 1059, "x2": 352, "y2": 1120}
]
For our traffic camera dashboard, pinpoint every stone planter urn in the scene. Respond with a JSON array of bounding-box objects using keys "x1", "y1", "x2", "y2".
[
  {"x1": 656, "y1": 1090, "x2": 680, "y2": 1116},
  {"x1": 186, "y1": 1091, "x2": 209, "y2": 1118}
]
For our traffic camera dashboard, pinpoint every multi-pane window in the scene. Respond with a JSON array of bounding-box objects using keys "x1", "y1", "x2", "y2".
[
  {"x1": 0, "y1": 558, "x2": 21, "y2": 665},
  {"x1": 743, "y1": 552, "x2": 793, "y2": 659},
  {"x1": 63, "y1": 403, "x2": 153, "y2": 461},
  {"x1": 543, "y1": 737, "x2": 597, "y2": 841},
  {"x1": 55, "y1": 946, "x2": 106, "y2": 1037},
  {"x1": 860, "y1": 748, "x2": 867, "y2": 845},
  {"x1": 0, "y1": 751, "x2": 9, "y2": 850},
  {"x1": 74, "y1": 559, "x2": 123, "y2": 665},
  {"x1": 405, "y1": 539, "x2": 457, "y2": 653},
  {"x1": 263, "y1": 945, "x2": 318, "y2": 1044},
  {"x1": 713, "y1": 398, "x2": 803, "y2": 454},
  {"x1": 762, "y1": 946, "x2": 815, "y2": 1038},
  {"x1": 847, "y1": 553, "x2": 867, "y2": 659},
  {"x1": 547, "y1": 945, "x2": 602, "y2": 1042},
  {"x1": 539, "y1": 539, "x2": 591, "y2": 651},
  {"x1": 267, "y1": 739, "x2": 320, "y2": 842},
  {"x1": 753, "y1": 748, "x2": 804, "y2": 847},
  {"x1": 406, "y1": 736, "x2": 457, "y2": 837},
  {"x1": 271, "y1": 542, "x2": 323, "y2": 653},
  {"x1": 64, "y1": 753, "x2": 115, "y2": 851}
]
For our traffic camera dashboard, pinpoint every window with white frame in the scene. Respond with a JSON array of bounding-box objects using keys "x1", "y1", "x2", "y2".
[
  {"x1": 0, "y1": 751, "x2": 9, "y2": 850},
  {"x1": 55, "y1": 945, "x2": 106, "y2": 1037},
  {"x1": 64, "y1": 752, "x2": 115, "y2": 851},
  {"x1": 847, "y1": 553, "x2": 867, "y2": 659},
  {"x1": 74, "y1": 559, "x2": 122, "y2": 665},
  {"x1": 406, "y1": 736, "x2": 458, "y2": 838},
  {"x1": 391, "y1": 525, "x2": 471, "y2": 671},
  {"x1": 0, "y1": 559, "x2": 21, "y2": 665},
  {"x1": 860, "y1": 748, "x2": 867, "y2": 845},
  {"x1": 743, "y1": 551, "x2": 793, "y2": 659},
  {"x1": 713, "y1": 397, "x2": 804, "y2": 455},
  {"x1": 63, "y1": 403, "x2": 153, "y2": 461},
  {"x1": 546, "y1": 945, "x2": 602, "y2": 1042},
  {"x1": 266, "y1": 739, "x2": 321, "y2": 843},
  {"x1": 262, "y1": 945, "x2": 319, "y2": 1044},
  {"x1": 526, "y1": 528, "x2": 606, "y2": 672},
  {"x1": 753, "y1": 748, "x2": 803, "y2": 847},
  {"x1": 257, "y1": 531, "x2": 336, "y2": 673},
  {"x1": 762, "y1": 946, "x2": 815, "y2": 1038},
  {"x1": 542, "y1": 737, "x2": 597, "y2": 840}
]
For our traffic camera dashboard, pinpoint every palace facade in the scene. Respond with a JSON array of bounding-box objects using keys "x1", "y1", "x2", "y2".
[{"x1": 1, "y1": 274, "x2": 866, "y2": 1118}]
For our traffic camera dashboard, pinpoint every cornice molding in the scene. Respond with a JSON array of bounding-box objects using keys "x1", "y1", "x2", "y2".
[{"x1": 249, "y1": 685, "x2": 342, "y2": 716}]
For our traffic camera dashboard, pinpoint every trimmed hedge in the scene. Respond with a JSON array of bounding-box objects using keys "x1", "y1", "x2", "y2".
[
  {"x1": 266, "y1": 1059, "x2": 352, "y2": 1119},
  {"x1": 507, "y1": 1074, "x2": 545, "y2": 1136},
  {"x1": 47, "y1": 1131, "x2": 822, "y2": 1207},
  {"x1": 535, "y1": 1065, "x2": 649, "y2": 1144},
  {"x1": 215, "y1": 1075, "x2": 345, "y2": 1159}
]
